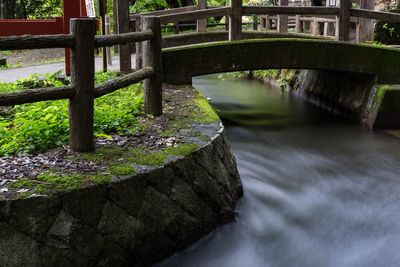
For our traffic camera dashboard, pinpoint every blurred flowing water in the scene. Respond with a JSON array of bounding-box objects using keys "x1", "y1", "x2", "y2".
[{"x1": 156, "y1": 74, "x2": 400, "y2": 267}]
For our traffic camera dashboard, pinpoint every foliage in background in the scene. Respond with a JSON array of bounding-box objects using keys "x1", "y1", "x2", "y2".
[{"x1": 0, "y1": 71, "x2": 144, "y2": 156}]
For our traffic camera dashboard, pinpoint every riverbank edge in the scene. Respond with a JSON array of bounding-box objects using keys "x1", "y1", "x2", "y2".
[
  {"x1": 0, "y1": 86, "x2": 243, "y2": 266},
  {"x1": 252, "y1": 69, "x2": 400, "y2": 129}
]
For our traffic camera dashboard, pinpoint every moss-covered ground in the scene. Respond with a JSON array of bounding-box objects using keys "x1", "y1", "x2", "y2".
[{"x1": 3, "y1": 81, "x2": 219, "y2": 199}]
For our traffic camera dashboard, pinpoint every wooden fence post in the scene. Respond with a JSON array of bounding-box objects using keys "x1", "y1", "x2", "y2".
[
  {"x1": 229, "y1": 0, "x2": 242, "y2": 40},
  {"x1": 295, "y1": 15, "x2": 302, "y2": 33},
  {"x1": 335, "y1": 0, "x2": 351, "y2": 41},
  {"x1": 143, "y1": 16, "x2": 163, "y2": 116},
  {"x1": 117, "y1": 0, "x2": 132, "y2": 73},
  {"x1": 277, "y1": 0, "x2": 288, "y2": 33},
  {"x1": 197, "y1": 0, "x2": 207, "y2": 32},
  {"x1": 135, "y1": 16, "x2": 143, "y2": 70},
  {"x1": 70, "y1": 18, "x2": 96, "y2": 152}
]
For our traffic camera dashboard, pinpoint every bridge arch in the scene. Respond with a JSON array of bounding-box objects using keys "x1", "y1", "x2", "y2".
[{"x1": 162, "y1": 38, "x2": 400, "y2": 85}]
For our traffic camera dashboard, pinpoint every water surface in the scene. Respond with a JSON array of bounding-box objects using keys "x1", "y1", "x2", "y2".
[{"x1": 156, "y1": 74, "x2": 400, "y2": 267}]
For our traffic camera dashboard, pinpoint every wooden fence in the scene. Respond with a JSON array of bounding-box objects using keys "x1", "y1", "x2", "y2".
[
  {"x1": 0, "y1": 17, "x2": 162, "y2": 152},
  {"x1": 129, "y1": 0, "x2": 400, "y2": 42}
]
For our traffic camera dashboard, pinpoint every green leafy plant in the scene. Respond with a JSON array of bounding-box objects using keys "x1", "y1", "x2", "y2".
[{"x1": 0, "y1": 71, "x2": 144, "y2": 156}]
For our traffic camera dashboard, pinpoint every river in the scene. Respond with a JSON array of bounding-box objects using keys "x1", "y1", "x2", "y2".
[{"x1": 156, "y1": 74, "x2": 400, "y2": 267}]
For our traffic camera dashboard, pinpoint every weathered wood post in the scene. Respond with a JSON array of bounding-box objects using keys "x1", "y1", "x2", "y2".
[
  {"x1": 277, "y1": 0, "x2": 288, "y2": 33},
  {"x1": 135, "y1": 16, "x2": 143, "y2": 70},
  {"x1": 335, "y1": 0, "x2": 351, "y2": 41},
  {"x1": 117, "y1": 0, "x2": 132, "y2": 72},
  {"x1": 143, "y1": 16, "x2": 163, "y2": 116},
  {"x1": 358, "y1": 0, "x2": 374, "y2": 42},
  {"x1": 265, "y1": 15, "x2": 271, "y2": 30},
  {"x1": 197, "y1": 0, "x2": 207, "y2": 32},
  {"x1": 229, "y1": 0, "x2": 242, "y2": 40},
  {"x1": 70, "y1": 18, "x2": 96, "y2": 152},
  {"x1": 295, "y1": 15, "x2": 302, "y2": 33}
]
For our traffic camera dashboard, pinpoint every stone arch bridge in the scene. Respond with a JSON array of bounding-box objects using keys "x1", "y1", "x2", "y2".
[{"x1": 162, "y1": 38, "x2": 400, "y2": 85}]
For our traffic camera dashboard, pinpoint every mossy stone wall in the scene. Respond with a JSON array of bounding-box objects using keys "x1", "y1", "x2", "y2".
[{"x1": 0, "y1": 127, "x2": 242, "y2": 266}]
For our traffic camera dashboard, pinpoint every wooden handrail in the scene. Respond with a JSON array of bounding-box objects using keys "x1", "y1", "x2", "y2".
[
  {"x1": 350, "y1": 8, "x2": 400, "y2": 22},
  {"x1": 95, "y1": 67, "x2": 155, "y2": 98},
  {"x1": 242, "y1": 6, "x2": 339, "y2": 16},
  {"x1": 95, "y1": 30, "x2": 153, "y2": 47},
  {"x1": 0, "y1": 34, "x2": 74, "y2": 50},
  {"x1": 158, "y1": 7, "x2": 231, "y2": 23},
  {"x1": 0, "y1": 86, "x2": 75, "y2": 106}
]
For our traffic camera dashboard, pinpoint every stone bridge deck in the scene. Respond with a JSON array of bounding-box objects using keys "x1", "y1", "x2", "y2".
[{"x1": 162, "y1": 38, "x2": 400, "y2": 85}]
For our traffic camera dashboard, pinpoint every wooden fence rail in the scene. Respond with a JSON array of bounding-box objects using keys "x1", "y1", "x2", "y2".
[
  {"x1": 129, "y1": 0, "x2": 400, "y2": 43},
  {"x1": 0, "y1": 17, "x2": 162, "y2": 152},
  {"x1": 0, "y1": 34, "x2": 75, "y2": 50}
]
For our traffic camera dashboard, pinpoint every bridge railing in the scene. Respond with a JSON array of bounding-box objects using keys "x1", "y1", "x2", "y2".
[
  {"x1": 0, "y1": 17, "x2": 162, "y2": 153},
  {"x1": 129, "y1": 0, "x2": 400, "y2": 42}
]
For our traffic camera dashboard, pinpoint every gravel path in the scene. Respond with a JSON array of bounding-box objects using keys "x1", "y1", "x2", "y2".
[{"x1": 0, "y1": 54, "x2": 136, "y2": 82}]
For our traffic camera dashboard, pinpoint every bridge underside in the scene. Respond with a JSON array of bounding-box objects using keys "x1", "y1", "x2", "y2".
[{"x1": 162, "y1": 38, "x2": 400, "y2": 85}]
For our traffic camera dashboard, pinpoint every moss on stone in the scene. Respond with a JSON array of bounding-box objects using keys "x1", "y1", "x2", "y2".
[
  {"x1": 164, "y1": 143, "x2": 199, "y2": 157},
  {"x1": 8, "y1": 171, "x2": 112, "y2": 196},
  {"x1": 109, "y1": 164, "x2": 136, "y2": 176},
  {"x1": 78, "y1": 147, "x2": 124, "y2": 163},
  {"x1": 8, "y1": 178, "x2": 38, "y2": 189},
  {"x1": 374, "y1": 85, "x2": 391, "y2": 106},
  {"x1": 128, "y1": 147, "x2": 167, "y2": 166},
  {"x1": 193, "y1": 98, "x2": 220, "y2": 123}
]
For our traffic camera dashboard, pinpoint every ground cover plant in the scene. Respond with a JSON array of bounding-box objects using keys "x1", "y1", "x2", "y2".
[{"x1": 0, "y1": 71, "x2": 144, "y2": 156}]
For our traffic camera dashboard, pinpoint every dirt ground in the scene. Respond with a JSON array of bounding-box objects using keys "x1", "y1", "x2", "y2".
[{"x1": 0, "y1": 48, "x2": 65, "y2": 68}]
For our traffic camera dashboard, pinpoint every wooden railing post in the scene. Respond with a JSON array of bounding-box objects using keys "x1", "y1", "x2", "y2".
[
  {"x1": 277, "y1": 0, "x2": 288, "y2": 33},
  {"x1": 70, "y1": 18, "x2": 96, "y2": 152},
  {"x1": 197, "y1": 0, "x2": 207, "y2": 32},
  {"x1": 135, "y1": 16, "x2": 143, "y2": 70},
  {"x1": 229, "y1": 0, "x2": 242, "y2": 40},
  {"x1": 335, "y1": 0, "x2": 351, "y2": 41},
  {"x1": 143, "y1": 16, "x2": 163, "y2": 116},
  {"x1": 117, "y1": 0, "x2": 132, "y2": 73},
  {"x1": 295, "y1": 15, "x2": 302, "y2": 33}
]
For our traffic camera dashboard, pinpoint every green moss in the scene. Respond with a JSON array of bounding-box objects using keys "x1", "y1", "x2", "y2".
[
  {"x1": 16, "y1": 192, "x2": 34, "y2": 199},
  {"x1": 37, "y1": 172, "x2": 86, "y2": 191},
  {"x1": 7, "y1": 171, "x2": 113, "y2": 196},
  {"x1": 374, "y1": 85, "x2": 390, "y2": 105},
  {"x1": 8, "y1": 178, "x2": 38, "y2": 189},
  {"x1": 109, "y1": 164, "x2": 136, "y2": 176},
  {"x1": 78, "y1": 147, "x2": 124, "y2": 163},
  {"x1": 164, "y1": 143, "x2": 199, "y2": 157},
  {"x1": 193, "y1": 98, "x2": 220, "y2": 123},
  {"x1": 128, "y1": 147, "x2": 167, "y2": 165}
]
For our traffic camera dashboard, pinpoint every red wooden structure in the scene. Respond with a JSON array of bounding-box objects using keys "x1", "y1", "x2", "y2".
[{"x1": 0, "y1": 0, "x2": 88, "y2": 74}]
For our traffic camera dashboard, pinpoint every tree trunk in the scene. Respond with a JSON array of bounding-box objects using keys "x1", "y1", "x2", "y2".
[{"x1": 0, "y1": 0, "x2": 16, "y2": 19}]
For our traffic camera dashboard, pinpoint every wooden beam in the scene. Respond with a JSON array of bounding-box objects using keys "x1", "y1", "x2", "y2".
[
  {"x1": 242, "y1": 6, "x2": 339, "y2": 16},
  {"x1": 95, "y1": 30, "x2": 153, "y2": 47},
  {"x1": 117, "y1": 0, "x2": 132, "y2": 73},
  {"x1": 0, "y1": 34, "x2": 74, "y2": 50},
  {"x1": 336, "y1": 0, "x2": 351, "y2": 41},
  {"x1": 69, "y1": 18, "x2": 96, "y2": 152},
  {"x1": 95, "y1": 67, "x2": 154, "y2": 97},
  {"x1": 158, "y1": 7, "x2": 231, "y2": 24},
  {"x1": 197, "y1": 0, "x2": 207, "y2": 32},
  {"x1": 350, "y1": 8, "x2": 400, "y2": 23},
  {"x1": 229, "y1": 0, "x2": 242, "y2": 40},
  {"x1": 0, "y1": 86, "x2": 75, "y2": 106},
  {"x1": 143, "y1": 16, "x2": 163, "y2": 116},
  {"x1": 278, "y1": 0, "x2": 288, "y2": 33}
]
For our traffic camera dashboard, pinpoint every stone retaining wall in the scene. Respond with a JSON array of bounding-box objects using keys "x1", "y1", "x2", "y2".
[{"x1": 0, "y1": 125, "x2": 242, "y2": 266}]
